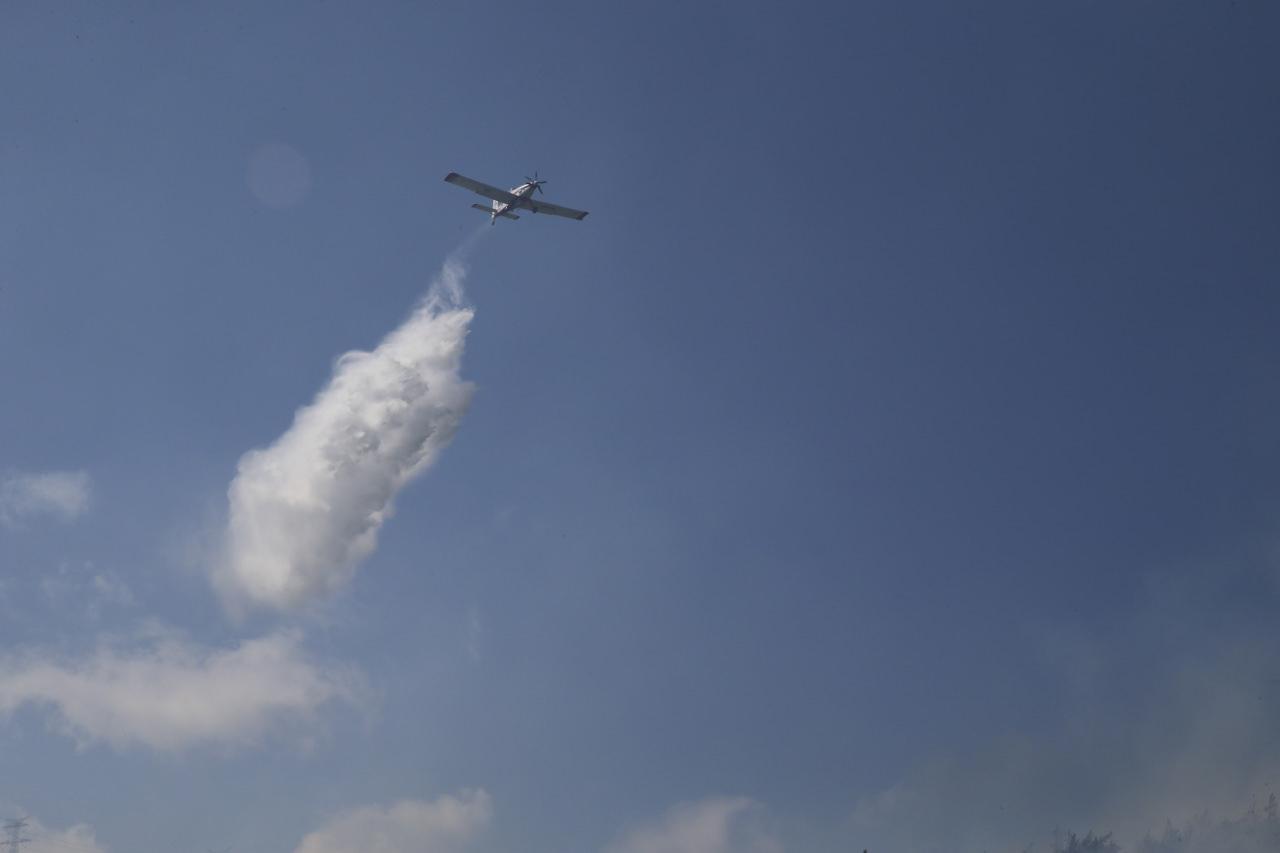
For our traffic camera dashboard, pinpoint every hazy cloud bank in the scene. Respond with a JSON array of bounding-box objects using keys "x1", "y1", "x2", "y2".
[{"x1": 850, "y1": 584, "x2": 1280, "y2": 853}]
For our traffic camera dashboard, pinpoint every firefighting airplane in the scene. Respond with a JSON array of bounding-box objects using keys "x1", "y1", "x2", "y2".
[{"x1": 444, "y1": 171, "x2": 589, "y2": 225}]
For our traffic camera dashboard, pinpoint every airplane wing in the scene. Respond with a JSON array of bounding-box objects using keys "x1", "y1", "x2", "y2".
[
  {"x1": 444, "y1": 172, "x2": 519, "y2": 204},
  {"x1": 516, "y1": 197, "x2": 590, "y2": 220}
]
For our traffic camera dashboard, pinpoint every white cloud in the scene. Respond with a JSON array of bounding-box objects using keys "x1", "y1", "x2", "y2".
[
  {"x1": 605, "y1": 798, "x2": 781, "y2": 853},
  {"x1": 0, "y1": 629, "x2": 361, "y2": 751},
  {"x1": 218, "y1": 259, "x2": 475, "y2": 613},
  {"x1": 1, "y1": 470, "x2": 91, "y2": 526},
  {"x1": 17, "y1": 814, "x2": 107, "y2": 853},
  {"x1": 294, "y1": 790, "x2": 492, "y2": 853}
]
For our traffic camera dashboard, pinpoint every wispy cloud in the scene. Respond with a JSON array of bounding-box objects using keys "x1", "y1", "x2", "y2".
[
  {"x1": 0, "y1": 628, "x2": 362, "y2": 752},
  {"x1": 294, "y1": 790, "x2": 491, "y2": 853},
  {"x1": 218, "y1": 258, "x2": 475, "y2": 613},
  {"x1": 605, "y1": 798, "x2": 781, "y2": 853},
  {"x1": 39, "y1": 561, "x2": 135, "y2": 621},
  {"x1": 0, "y1": 470, "x2": 91, "y2": 526}
]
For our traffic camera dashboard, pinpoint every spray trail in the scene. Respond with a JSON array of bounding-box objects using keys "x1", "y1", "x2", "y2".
[{"x1": 218, "y1": 243, "x2": 481, "y2": 613}]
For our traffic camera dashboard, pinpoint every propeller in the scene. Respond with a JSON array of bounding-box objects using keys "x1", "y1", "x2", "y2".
[{"x1": 524, "y1": 172, "x2": 546, "y2": 194}]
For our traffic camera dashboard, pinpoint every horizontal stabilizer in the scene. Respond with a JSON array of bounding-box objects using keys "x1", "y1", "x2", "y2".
[{"x1": 471, "y1": 203, "x2": 519, "y2": 220}]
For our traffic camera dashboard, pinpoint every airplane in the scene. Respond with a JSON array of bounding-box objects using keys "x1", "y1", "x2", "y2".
[{"x1": 444, "y1": 171, "x2": 588, "y2": 225}]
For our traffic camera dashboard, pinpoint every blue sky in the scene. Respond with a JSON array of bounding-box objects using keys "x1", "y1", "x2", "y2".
[{"x1": 2, "y1": 2, "x2": 1279, "y2": 852}]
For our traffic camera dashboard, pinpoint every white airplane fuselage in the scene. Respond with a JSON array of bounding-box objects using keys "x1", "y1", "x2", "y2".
[{"x1": 486, "y1": 182, "x2": 539, "y2": 224}]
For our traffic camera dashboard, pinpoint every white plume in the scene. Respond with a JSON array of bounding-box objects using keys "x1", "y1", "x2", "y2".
[{"x1": 219, "y1": 255, "x2": 476, "y2": 612}]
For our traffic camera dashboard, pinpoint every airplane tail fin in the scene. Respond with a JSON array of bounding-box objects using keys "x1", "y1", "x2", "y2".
[{"x1": 471, "y1": 203, "x2": 519, "y2": 220}]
